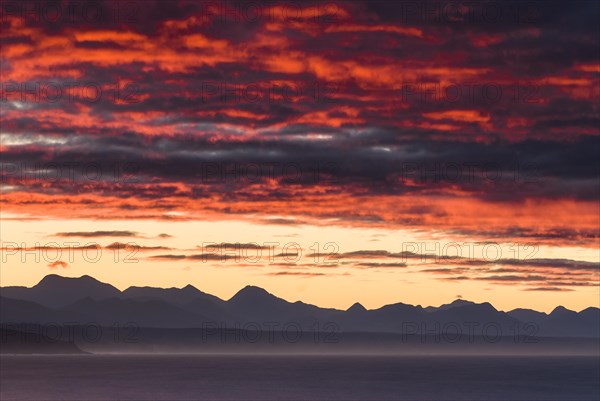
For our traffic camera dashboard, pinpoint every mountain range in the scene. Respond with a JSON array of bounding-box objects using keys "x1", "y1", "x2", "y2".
[{"x1": 1, "y1": 274, "x2": 598, "y2": 338}]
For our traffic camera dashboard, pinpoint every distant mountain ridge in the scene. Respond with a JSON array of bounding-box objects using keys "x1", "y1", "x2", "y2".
[
  {"x1": 1, "y1": 275, "x2": 598, "y2": 338},
  {"x1": 2, "y1": 275, "x2": 120, "y2": 308}
]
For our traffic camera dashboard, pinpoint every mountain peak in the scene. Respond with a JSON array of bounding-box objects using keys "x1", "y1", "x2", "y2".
[
  {"x1": 433, "y1": 299, "x2": 475, "y2": 311},
  {"x1": 347, "y1": 302, "x2": 367, "y2": 313},
  {"x1": 25, "y1": 274, "x2": 121, "y2": 308},
  {"x1": 479, "y1": 301, "x2": 496, "y2": 311},
  {"x1": 228, "y1": 285, "x2": 282, "y2": 305},
  {"x1": 235, "y1": 285, "x2": 270, "y2": 296},
  {"x1": 508, "y1": 308, "x2": 547, "y2": 316},
  {"x1": 37, "y1": 274, "x2": 66, "y2": 284},
  {"x1": 450, "y1": 299, "x2": 475, "y2": 306},
  {"x1": 37, "y1": 274, "x2": 107, "y2": 287},
  {"x1": 550, "y1": 305, "x2": 576, "y2": 316}
]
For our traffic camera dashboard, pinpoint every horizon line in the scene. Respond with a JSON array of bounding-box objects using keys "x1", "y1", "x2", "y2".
[{"x1": 1, "y1": 273, "x2": 598, "y2": 315}]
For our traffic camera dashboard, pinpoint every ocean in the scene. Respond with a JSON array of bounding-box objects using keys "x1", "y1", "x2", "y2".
[{"x1": 1, "y1": 355, "x2": 598, "y2": 400}]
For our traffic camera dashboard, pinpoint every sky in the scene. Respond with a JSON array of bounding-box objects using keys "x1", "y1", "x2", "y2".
[{"x1": 0, "y1": 0, "x2": 599, "y2": 313}]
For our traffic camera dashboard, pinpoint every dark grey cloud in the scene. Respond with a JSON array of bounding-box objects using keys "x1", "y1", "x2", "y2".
[{"x1": 54, "y1": 231, "x2": 138, "y2": 238}]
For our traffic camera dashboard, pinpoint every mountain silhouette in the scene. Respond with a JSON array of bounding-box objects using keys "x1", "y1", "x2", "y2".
[
  {"x1": 2, "y1": 275, "x2": 120, "y2": 308},
  {"x1": 60, "y1": 297, "x2": 210, "y2": 328},
  {"x1": 0, "y1": 296, "x2": 58, "y2": 323},
  {"x1": 538, "y1": 305, "x2": 600, "y2": 337},
  {"x1": 347, "y1": 302, "x2": 367, "y2": 314},
  {"x1": 226, "y1": 285, "x2": 336, "y2": 326},
  {"x1": 0, "y1": 275, "x2": 598, "y2": 337},
  {"x1": 123, "y1": 284, "x2": 222, "y2": 306},
  {"x1": 424, "y1": 299, "x2": 476, "y2": 312},
  {"x1": 507, "y1": 308, "x2": 548, "y2": 325}
]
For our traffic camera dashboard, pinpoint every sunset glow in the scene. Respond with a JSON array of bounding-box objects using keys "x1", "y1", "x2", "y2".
[{"x1": 1, "y1": 0, "x2": 599, "y2": 313}]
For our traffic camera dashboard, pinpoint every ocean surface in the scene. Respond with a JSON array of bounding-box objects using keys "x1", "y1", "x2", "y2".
[{"x1": 1, "y1": 355, "x2": 598, "y2": 400}]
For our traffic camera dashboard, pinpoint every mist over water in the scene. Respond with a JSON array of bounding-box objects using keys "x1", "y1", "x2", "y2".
[{"x1": 1, "y1": 355, "x2": 598, "y2": 401}]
